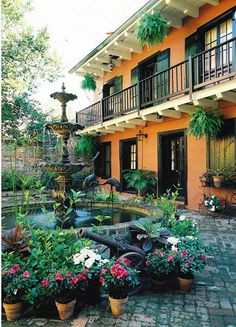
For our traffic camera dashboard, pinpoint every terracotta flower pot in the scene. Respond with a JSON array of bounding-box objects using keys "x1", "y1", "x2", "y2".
[
  {"x1": 108, "y1": 296, "x2": 128, "y2": 316},
  {"x1": 178, "y1": 275, "x2": 193, "y2": 293},
  {"x1": 3, "y1": 302, "x2": 22, "y2": 321},
  {"x1": 151, "y1": 277, "x2": 168, "y2": 293},
  {"x1": 55, "y1": 299, "x2": 76, "y2": 320},
  {"x1": 213, "y1": 175, "x2": 222, "y2": 188}
]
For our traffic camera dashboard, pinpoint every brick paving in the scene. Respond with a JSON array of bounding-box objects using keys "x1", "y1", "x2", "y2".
[{"x1": 2, "y1": 211, "x2": 236, "y2": 327}]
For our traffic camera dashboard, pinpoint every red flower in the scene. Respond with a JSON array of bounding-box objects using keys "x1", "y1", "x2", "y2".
[
  {"x1": 66, "y1": 272, "x2": 71, "y2": 277},
  {"x1": 122, "y1": 258, "x2": 131, "y2": 266},
  {"x1": 220, "y1": 201, "x2": 226, "y2": 208},
  {"x1": 189, "y1": 257, "x2": 194, "y2": 262},
  {"x1": 100, "y1": 276, "x2": 105, "y2": 284},
  {"x1": 146, "y1": 260, "x2": 150, "y2": 266},
  {"x1": 41, "y1": 278, "x2": 49, "y2": 287},
  {"x1": 200, "y1": 254, "x2": 206, "y2": 262},
  {"x1": 70, "y1": 277, "x2": 78, "y2": 286},
  {"x1": 101, "y1": 268, "x2": 107, "y2": 274},
  {"x1": 160, "y1": 252, "x2": 165, "y2": 257},
  {"x1": 10, "y1": 264, "x2": 20, "y2": 274},
  {"x1": 184, "y1": 263, "x2": 190, "y2": 268},
  {"x1": 55, "y1": 273, "x2": 63, "y2": 281},
  {"x1": 23, "y1": 270, "x2": 30, "y2": 278},
  {"x1": 167, "y1": 255, "x2": 174, "y2": 262},
  {"x1": 77, "y1": 273, "x2": 87, "y2": 280},
  {"x1": 115, "y1": 259, "x2": 121, "y2": 264},
  {"x1": 181, "y1": 250, "x2": 187, "y2": 257},
  {"x1": 110, "y1": 264, "x2": 129, "y2": 279}
]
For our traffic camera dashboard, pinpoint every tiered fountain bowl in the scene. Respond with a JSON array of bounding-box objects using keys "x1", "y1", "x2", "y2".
[{"x1": 41, "y1": 83, "x2": 86, "y2": 216}]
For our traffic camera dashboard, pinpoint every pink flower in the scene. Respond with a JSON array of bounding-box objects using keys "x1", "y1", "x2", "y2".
[
  {"x1": 160, "y1": 252, "x2": 165, "y2": 257},
  {"x1": 189, "y1": 257, "x2": 194, "y2": 262},
  {"x1": 55, "y1": 273, "x2": 63, "y2": 281},
  {"x1": 122, "y1": 258, "x2": 131, "y2": 266},
  {"x1": 41, "y1": 278, "x2": 49, "y2": 287},
  {"x1": 23, "y1": 270, "x2": 30, "y2": 278},
  {"x1": 146, "y1": 260, "x2": 150, "y2": 266},
  {"x1": 10, "y1": 264, "x2": 20, "y2": 274},
  {"x1": 115, "y1": 259, "x2": 121, "y2": 264},
  {"x1": 184, "y1": 263, "x2": 190, "y2": 268},
  {"x1": 70, "y1": 277, "x2": 78, "y2": 286},
  {"x1": 200, "y1": 254, "x2": 206, "y2": 262},
  {"x1": 110, "y1": 264, "x2": 129, "y2": 279},
  {"x1": 100, "y1": 276, "x2": 105, "y2": 284},
  {"x1": 66, "y1": 272, "x2": 71, "y2": 277},
  {"x1": 101, "y1": 269, "x2": 107, "y2": 274},
  {"x1": 167, "y1": 255, "x2": 175, "y2": 262},
  {"x1": 181, "y1": 250, "x2": 187, "y2": 257}
]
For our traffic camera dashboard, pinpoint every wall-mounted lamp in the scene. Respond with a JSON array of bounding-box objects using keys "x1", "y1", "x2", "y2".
[{"x1": 136, "y1": 130, "x2": 148, "y2": 141}]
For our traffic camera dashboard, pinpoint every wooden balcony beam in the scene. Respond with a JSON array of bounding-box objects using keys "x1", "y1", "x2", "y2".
[
  {"x1": 158, "y1": 109, "x2": 181, "y2": 118},
  {"x1": 116, "y1": 122, "x2": 136, "y2": 129},
  {"x1": 165, "y1": 0, "x2": 199, "y2": 18},
  {"x1": 215, "y1": 91, "x2": 236, "y2": 103},
  {"x1": 124, "y1": 31, "x2": 137, "y2": 42},
  {"x1": 105, "y1": 49, "x2": 131, "y2": 61},
  {"x1": 174, "y1": 104, "x2": 194, "y2": 113},
  {"x1": 82, "y1": 67, "x2": 104, "y2": 77},
  {"x1": 95, "y1": 57, "x2": 121, "y2": 67},
  {"x1": 193, "y1": 98, "x2": 218, "y2": 108},
  {"x1": 115, "y1": 41, "x2": 142, "y2": 54},
  {"x1": 126, "y1": 119, "x2": 146, "y2": 126},
  {"x1": 162, "y1": 12, "x2": 182, "y2": 29},
  {"x1": 87, "y1": 62, "x2": 111, "y2": 72},
  {"x1": 202, "y1": 0, "x2": 218, "y2": 5},
  {"x1": 105, "y1": 126, "x2": 124, "y2": 132},
  {"x1": 96, "y1": 128, "x2": 114, "y2": 134},
  {"x1": 140, "y1": 114, "x2": 163, "y2": 122}
]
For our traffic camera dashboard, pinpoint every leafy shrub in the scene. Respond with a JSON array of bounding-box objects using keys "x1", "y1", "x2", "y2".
[
  {"x1": 93, "y1": 189, "x2": 121, "y2": 202},
  {"x1": 123, "y1": 169, "x2": 156, "y2": 196},
  {"x1": 81, "y1": 73, "x2": 96, "y2": 91},
  {"x1": 2, "y1": 169, "x2": 22, "y2": 191},
  {"x1": 157, "y1": 188, "x2": 179, "y2": 226},
  {"x1": 170, "y1": 217, "x2": 199, "y2": 237},
  {"x1": 74, "y1": 135, "x2": 97, "y2": 158}
]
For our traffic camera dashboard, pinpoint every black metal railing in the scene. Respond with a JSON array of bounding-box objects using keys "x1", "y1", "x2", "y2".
[{"x1": 76, "y1": 38, "x2": 236, "y2": 127}]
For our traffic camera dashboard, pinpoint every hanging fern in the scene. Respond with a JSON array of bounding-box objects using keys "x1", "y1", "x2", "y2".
[
  {"x1": 188, "y1": 107, "x2": 223, "y2": 139},
  {"x1": 135, "y1": 11, "x2": 169, "y2": 47},
  {"x1": 74, "y1": 135, "x2": 96, "y2": 158},
  {"x1": 81, "y1": 73, "x2": 96, "y2": 91}
]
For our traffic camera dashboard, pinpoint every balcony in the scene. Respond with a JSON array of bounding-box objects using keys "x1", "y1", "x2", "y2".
[{"x1": 76, "y1": 38, "x2": 236, "y2": 129}]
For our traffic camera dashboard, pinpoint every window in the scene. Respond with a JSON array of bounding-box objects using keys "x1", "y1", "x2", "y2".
[
  {"x1": 101, "y1": 142, "x2": 111, "y2": 179},
  {"x1": 130, "y1": 144, "x2": 137, "y2": 169},
  {"x1": 208, "y1": 119, "x2": 236, "y2": 170}
]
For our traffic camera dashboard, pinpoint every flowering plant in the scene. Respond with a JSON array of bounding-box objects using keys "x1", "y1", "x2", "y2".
[
  {"x1": 204, "y1": 195, "x2": 226, "y2": 212},
  {"x1": 170, "y1": 216, "x2": 199, "y2": 237},
  {"x1": 2, "y1": 263, "x2": 38, "y2": 304},
  {"x1": 40, "y1": 266, "x2": 88, "y2": 304},
  {"x1": 99, "y1": 258, "x2": 140, "y2": 299},
  {"x1": 73, "y1": 247, "x2": 109, "y2": 279},
  {"x1": 176, "y1": 238, "x2": 207, "y2": 277},
  {"x1": 145, "y1": 248, "x2": 176, "y2": 279}
]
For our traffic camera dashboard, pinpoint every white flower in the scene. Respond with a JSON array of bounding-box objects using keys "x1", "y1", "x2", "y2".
[
  {"x1": 101, "y1": 259, "x2": 109, "y2": 264},
  {"x1": 171, "y1": 245, "x2": 178, "y2": 252},
  {"x1": 212, "y1": 195, "x2": 215, "y2": 198},
  {"x1": 204, "y1": 201, "x2": 208, "y2": 206},
  {"x1": 210, "y1": 206, "x2": 216, "y2": 212},
  {"x1": 167, "y1": 237, "x2": 180, "y2": 245},
  {"x1": 179, "y1": 215, "x2": 186, "y2": 221},
  {"x1": 84, "y1": 257, "x2": 95, "y2": 268},
  {"x1": 210, "y1": 200, "x2": 213, "y2": 205}
]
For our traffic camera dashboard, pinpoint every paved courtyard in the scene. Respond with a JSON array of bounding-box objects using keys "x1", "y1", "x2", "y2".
[{"x1": 2, "y1": 211, "x2": 236, "y2": 327}]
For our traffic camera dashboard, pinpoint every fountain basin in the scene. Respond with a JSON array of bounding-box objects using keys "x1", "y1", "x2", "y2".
[
  {"x1": 41, "y1": 162, "x2": 87, "y2": 175},
  {"x1": 46, "y1": 122, "x2": 83, "y2": 137}
]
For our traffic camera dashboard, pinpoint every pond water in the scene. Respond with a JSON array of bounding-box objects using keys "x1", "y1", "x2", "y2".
[{"x1": 2, "y1": 206, "x2": 146, "y2": 230}]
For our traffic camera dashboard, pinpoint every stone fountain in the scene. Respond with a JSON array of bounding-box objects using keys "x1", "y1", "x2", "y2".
[{"x1": 42, "y1": 83, "x2": 86, "y2": 222}]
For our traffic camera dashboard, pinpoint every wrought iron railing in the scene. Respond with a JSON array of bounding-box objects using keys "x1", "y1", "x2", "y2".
[{"x1": 76, "y1": 38, "x2": 236, "y2": 127}]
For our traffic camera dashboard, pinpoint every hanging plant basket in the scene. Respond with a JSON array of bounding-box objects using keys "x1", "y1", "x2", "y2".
[
  {"x1": 188, "y1": 106, "x2": 223, "y2": 139},
  {"x1": 135, "y1": 11, "x2": 169, "y2": 47},
  {"x1": 81, "y1": 73, "x2": 96, "y2": 91}
]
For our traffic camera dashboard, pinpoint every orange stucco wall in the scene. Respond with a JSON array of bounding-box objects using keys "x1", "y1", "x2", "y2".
[{"x1": 94, "y1": 0, "x2": 236, "y2": 210}]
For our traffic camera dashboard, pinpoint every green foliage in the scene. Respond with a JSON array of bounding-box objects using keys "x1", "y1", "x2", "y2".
[
  {"x1": 170, "y1": 218, "x2": 199, "y2": 237},
  {"x1": 188, "y1": 107, "x2": 223, "y2": 139},
  {"x1": 93, "y1": 189, "x2": 121, "y2": 202},
  {"x1": 157, "y1": 188, "x2": 180, "y2": 226},
  {"x1": 92, "y1": 215, "x2": 111, "y2": 233},
  {"x1": 2, "y1": 226, "x2": 30, "y2": 254},
  {"x1": 74, "y1": 135, "x2": 97, "y2": 158},
  {"x1": 1, "y1": 169, "x2": 37, "y2": 191},
  {"x1": 81, "y1": 73, "x2": 96, "y2": 91},
  {"x1": 145, "y1": 249, "x2": 176, "y2": 278},
  {"x1": 2, "y1": 0, "x2": 61, "y2": 136},
  {"x1": 123, "y1": 169, "x2": 156, "y2": 196},
  {"x1": 135, "y1": 11, "x2": 169, "y2": 47}
]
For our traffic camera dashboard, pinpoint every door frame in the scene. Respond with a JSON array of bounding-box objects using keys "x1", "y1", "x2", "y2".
[
  {"x1": 157, "y1": 129, "x2": 188, "y2": 204},
  {"x1": 119, "y1": 137, "x2": 138, "y2": 193}
]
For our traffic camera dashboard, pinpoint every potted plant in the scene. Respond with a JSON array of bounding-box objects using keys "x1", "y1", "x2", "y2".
[
  {"x1": 81, "y1": 73, "x2": 96, "y2": 91},
  {"x1": 2, "y1": 263, "x2": 37, "y2": 321},
  {"x1": 204, "y1": 195, "x2": 227, "y2": 212},
  {"x1": 73, "y1": 247, "x2": 109, "y2": 305},
  {"x1": 188, "y1": 106, "x2": 223, "y2": 140},
  {"x1": 135, "y1": 11, "x2": 169, "y2": 47},
  {"x1": 99, "y1": 258, "x2": 140, "y2": 316},
  {"x1": 175, "y1": 238, "x2": 207, "y2": 293},
  {"x1": 42, "y1": 267, "x2": 87, "y2": 320},
  {"x1": 145, "y1": 248, "x2": 176, "y2": 293}
]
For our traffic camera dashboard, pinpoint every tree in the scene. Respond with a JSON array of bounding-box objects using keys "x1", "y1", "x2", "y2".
[{"x1": 2, "y1": 0, "x2": 62, "y2": 136}]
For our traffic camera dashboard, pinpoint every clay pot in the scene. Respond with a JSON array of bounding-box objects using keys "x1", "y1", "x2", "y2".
[
  {"x1": 213, "y1": 175, "x2": 222, "y2": 188},
  {"x1": 55, "y1": 299, "x2": 76, "y2": 320},
  {"x1": 151, "y1": 277, "x2": 168, "y2": 293},
  {"x1": 3, "y1": 302, "x2": 22, "y2": 321},
  {"x1": 108, "y1": 296, "x2": 128, "y2": 316},
  {"x1": 178, "y1": 276, "x2": 193, "y2": 293}
]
